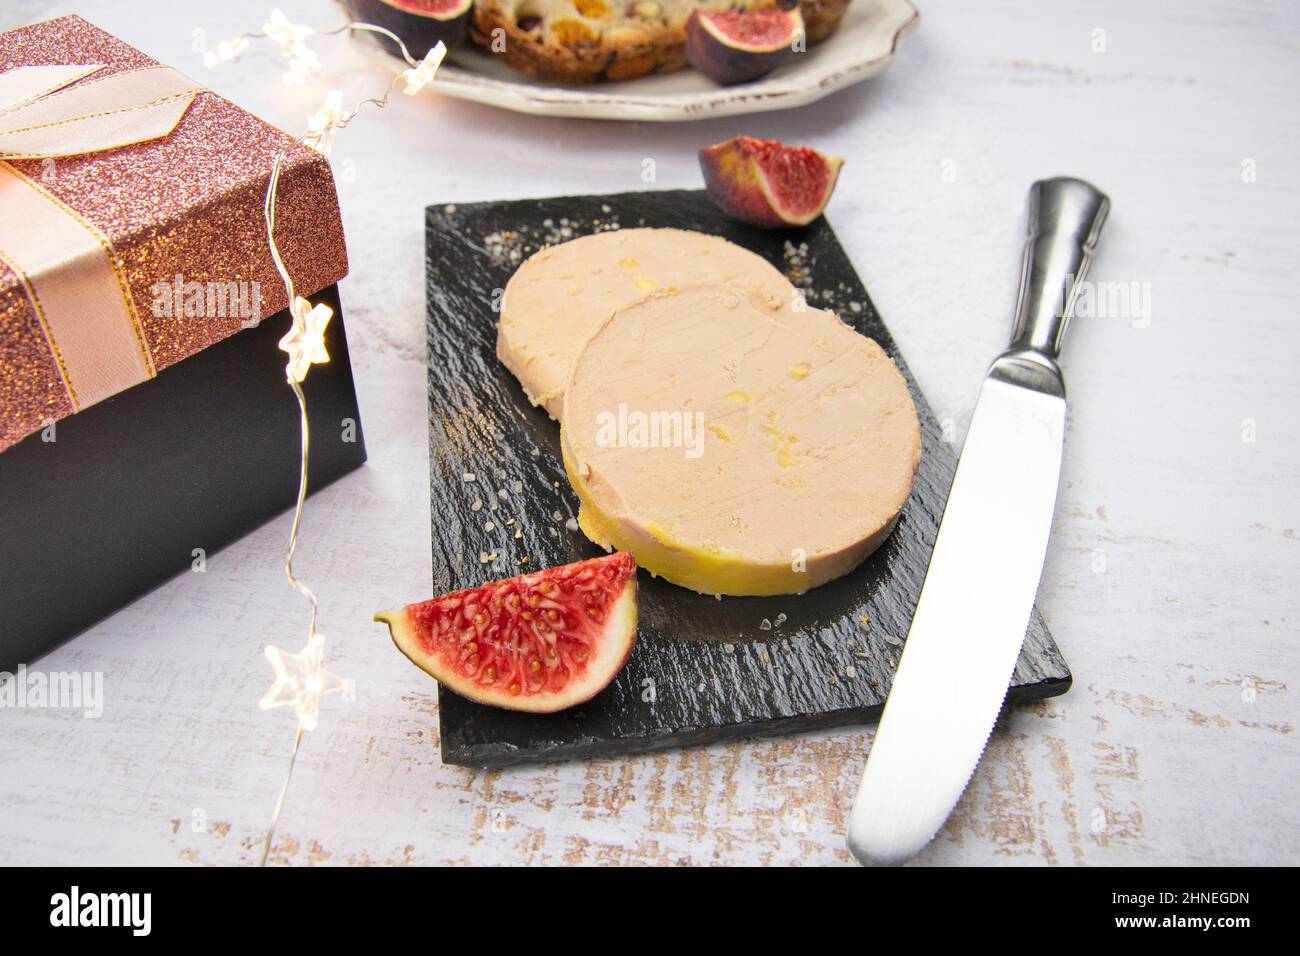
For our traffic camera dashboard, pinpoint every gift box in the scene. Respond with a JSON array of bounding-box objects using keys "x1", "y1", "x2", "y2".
[{"x1": 0, "y1": 16, "x2": 366, "y2": 669}]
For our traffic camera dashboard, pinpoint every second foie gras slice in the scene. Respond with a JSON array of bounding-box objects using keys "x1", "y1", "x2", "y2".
[
  {"x1": 497, "y1": 228, "x2": 794, "y2": 420},
  {"x1": 561, "y1": 284, "x2": 922, "y2": 597}
]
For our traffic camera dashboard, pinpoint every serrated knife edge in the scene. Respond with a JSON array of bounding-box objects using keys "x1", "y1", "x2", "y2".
[{"x1": 847, "y1": 178, "x2": 1110, "y2": 866}]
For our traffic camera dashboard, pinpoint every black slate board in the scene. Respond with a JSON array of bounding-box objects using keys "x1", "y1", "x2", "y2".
[{"x1": 424, "y1": 190, "x2": 1071, "y2": 768}]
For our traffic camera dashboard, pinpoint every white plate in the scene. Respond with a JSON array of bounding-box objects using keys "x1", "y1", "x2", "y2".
[{"x1": 397, "y1": 0, "x2": 919, "y2": 121}]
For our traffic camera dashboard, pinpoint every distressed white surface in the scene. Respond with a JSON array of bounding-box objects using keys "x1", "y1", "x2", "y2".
[{"x1": 0, "y1": 0, "x2": 1296, "y2": 866}]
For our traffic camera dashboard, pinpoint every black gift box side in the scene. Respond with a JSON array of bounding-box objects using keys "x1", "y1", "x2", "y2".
[{"x1": 0, "y1": 284, "x2": 366, "y2": 669}]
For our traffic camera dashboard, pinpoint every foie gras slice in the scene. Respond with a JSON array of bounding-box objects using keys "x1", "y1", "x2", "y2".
[
  {"x1": 497, "y1": 228, "x2": 794, "y2": 420},
  {"x1": 560, "y1": 283, "x2": 922, "y2": 597}
]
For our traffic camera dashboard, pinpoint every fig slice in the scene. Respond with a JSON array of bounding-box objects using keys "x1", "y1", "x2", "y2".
[
  {"x1": 375, "y1": 552, "x2": 638, "y2": 713},
  {"x1": 342, "y1": 0, "x2": 474, "y2": 55},
  {"x1": 685, "y1": 8, "x2": 805, "y2": 86},
  {"x1": 700, "y1": 135, "x2": 844, "y2": 228}
]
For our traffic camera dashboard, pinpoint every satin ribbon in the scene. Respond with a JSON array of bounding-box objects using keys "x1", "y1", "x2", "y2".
[{"x1": 0, "y1": 64, "x2": 203, "y2": 412}]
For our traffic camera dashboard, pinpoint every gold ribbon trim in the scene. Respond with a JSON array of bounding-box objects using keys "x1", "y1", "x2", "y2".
[
  {"x1": 0, "y1": 64, "x2": 202, "y2": 414},
  {"x1": 0, "y1": 65, "x2": 202, "y2": 159},
  {"x1": 0, "y1": 162, "x2": 154, "y2": 410}
]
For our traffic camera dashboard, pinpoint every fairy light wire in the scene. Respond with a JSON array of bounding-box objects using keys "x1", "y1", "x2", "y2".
[
  {"x1": 259, "y1": 722, "x2": 304, "y2": 866},
  {"x1": 264, "y1": 150, "x2": 315, "y2": 627},
  {"x1": 262, "y1": 19, "x2": 429, "y2": 630},
  {"x1": 211, "y1": 9, "x2": 443, "y2": 865}
]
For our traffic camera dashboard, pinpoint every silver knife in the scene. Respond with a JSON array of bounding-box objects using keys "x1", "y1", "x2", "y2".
[{"x1": 847, "y1": 177, "x2": 1110, "y2": 865}]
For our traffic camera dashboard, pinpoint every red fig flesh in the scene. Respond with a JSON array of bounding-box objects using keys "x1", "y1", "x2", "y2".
[
  {"x1": 685, "y1": 9, "x2": 805, "y2": 86},
  {"x1": 376, "y1": 552, "x2": 638, "y2": 713},
  {"x1": 700, "y1": 136, "x2": 844, "y2": 228}
]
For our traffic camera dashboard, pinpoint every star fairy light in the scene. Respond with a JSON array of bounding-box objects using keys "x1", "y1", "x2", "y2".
[
  {"x1": 205, "y1": 10, "x2": 446, "y2": 866},
  {"x1": 278, "y1": 295, "x2": 334, "y2": 381},
  {"x1": 263, "y1": 8, "x2": 320, "y2": 84},
  {"x1": 263, "y1": 8, "x2": 314, "y2": 59},
  {"x1": 400, "y1": 44, "x2": 447, "y2": 96},
  {"x1": 303, "y1": 91, "x2": 350, "y2": 156},
  {"x1": 259, "y1": 634, "x2": 347, "y2": 731},
  {"x1": 202, "y1": 37, "x2": 249, "y2": 68}
]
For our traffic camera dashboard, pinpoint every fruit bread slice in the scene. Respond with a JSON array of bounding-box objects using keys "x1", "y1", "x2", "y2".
[{"x1": 470, "y1": 0, "x2": 851, "y2": 83}]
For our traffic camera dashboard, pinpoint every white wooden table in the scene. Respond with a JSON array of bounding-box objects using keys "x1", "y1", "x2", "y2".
[{"x1": 2, "y1": 0, "x2": 1296, "y2": 866}]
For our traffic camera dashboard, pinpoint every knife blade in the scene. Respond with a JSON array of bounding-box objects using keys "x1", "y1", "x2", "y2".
[{"x1": 847, "y1": 177, "x2": 1110, "y2": 865}]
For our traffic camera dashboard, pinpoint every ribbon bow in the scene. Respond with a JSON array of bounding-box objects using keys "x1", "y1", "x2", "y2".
[
  {"x1": 0, "y1": 62, "x2": 202, "y2": 160},
  {"x1": 0, "y1": 63, "x2": 204, "y2": 421}
]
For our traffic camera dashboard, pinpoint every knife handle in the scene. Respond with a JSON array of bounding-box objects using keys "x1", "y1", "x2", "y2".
[{"x1": 1007, "y1": 178, "x2": 1110, "y2": 362}]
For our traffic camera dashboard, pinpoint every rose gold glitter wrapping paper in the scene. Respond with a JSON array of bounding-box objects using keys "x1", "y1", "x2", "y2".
[{"x1": 0, "y1": 16, "x2": 348, "y2": 452}]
